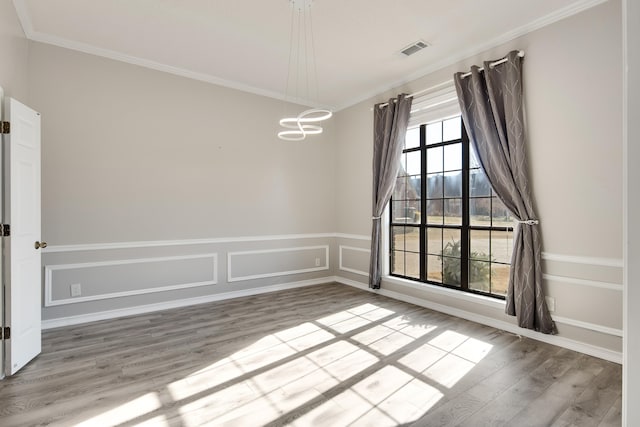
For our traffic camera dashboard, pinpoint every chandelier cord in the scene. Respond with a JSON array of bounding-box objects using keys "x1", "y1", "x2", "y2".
[
  {"x1": 284, "y1": 5, "x2": 296, "y2": 106},
  {"x1": 308, "y1": 5, "x2": 319, "y2": 103},
  {"x1": 278, "y1": 0, "x2": 332, "y2": 141}
]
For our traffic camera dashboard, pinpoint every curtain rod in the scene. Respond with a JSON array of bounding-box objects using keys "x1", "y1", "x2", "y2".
[
  {"x1": 459, "y1": 50, "x2": 525, "y2": 78},
  {"x1": 376, "y1": 50, "x2": 525, "y2": 109}
]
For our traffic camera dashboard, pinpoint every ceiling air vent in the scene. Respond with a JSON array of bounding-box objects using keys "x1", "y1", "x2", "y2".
[{"x1": 400, "y1": 40, "x2": 429, "y2": 56}]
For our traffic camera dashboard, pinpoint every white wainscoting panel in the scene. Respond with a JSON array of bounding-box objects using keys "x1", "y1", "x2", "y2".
[
  {"x1": 227, "y1": 245, "x2": 329, "y2": 282},
  {"x1": 339, "y1": 245, "x2": 370, "y2": 276},
  {"x1": 45, "y1": 253, "x2": 218, "y2": 306}
]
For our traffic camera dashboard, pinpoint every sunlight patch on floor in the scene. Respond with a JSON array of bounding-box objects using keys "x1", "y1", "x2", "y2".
[
  {"x1": 177, "y1": 381, "x2": 258, "y2": 427},
  {"x1": 352, "y1": 324, "x2": 396, "y2": 346},
  {"x1": 428, "y1": 329, "x2": 470, "y2": 351},
  {"x1": 347, "y1": 303, "x2": 384, "y2": 316},
  {"x1": 452, "y1": 337, "x2": 494, "y2": 363},
  {"x1": 398, "y1": 342, "x2": 448, "y2": 373},
  {"x1": 79, "y1": 301, "x2": 498, "y2": 426},
  {"x1": 367, "y1": 331, "x2": 416, "y2": 356},
  {"x1": 423, "y1": 352, "x2": 476, "y2": 388},
  {"x1": 74, "y1": 392, "x2": 161, "y2": 427}
]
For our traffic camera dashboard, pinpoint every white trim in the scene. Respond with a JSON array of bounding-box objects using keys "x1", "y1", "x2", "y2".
[
  {"x1": 334, "y1": 233, "x2": 371, "y2": 241},
  {"x1": 338, "y1": 245, "x2": 370, "y2": 276},
  {"x1": 42, "y1": 233, "x2": 337, "y2": 253},
  {"x1": 334, "y1": 276, "x2": 621, "y2": 364},
  {"x1": 44, "y1": 254, "x2": 218, "y2": 307},
  {"x1": 552, "y1": 315, "x2": 623, "y2": 338},
  {"x1": 383, "y1": 274, "x2": 506, "y2": 310},
  {"x1": 543, "y1": 274, "x2": 623, "y2": 291},
  {"x1": 41, "y1": 277, "x2": 331, "y2": 330},
  {"x1": 541, "y1": 252, "x2": 623, "y2": 268},
  {"x1": 227, "y1": 245, "x2": 329, "y2": 282}
]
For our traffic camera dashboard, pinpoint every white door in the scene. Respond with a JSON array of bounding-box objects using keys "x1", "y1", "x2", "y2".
[{"x1": 3, "y1": 97, "x2": 42, "y2": 376}]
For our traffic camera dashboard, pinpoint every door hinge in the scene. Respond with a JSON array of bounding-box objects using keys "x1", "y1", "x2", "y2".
[
  {"x1": 1, "y1": 224, "x2": 9, "y2": 237},
  {"x1": 1, "y1": 327, "x2": 9, "y2": 340},
  {"x1": 0, "y1": 121, "x2": 9, "y2": 134}
]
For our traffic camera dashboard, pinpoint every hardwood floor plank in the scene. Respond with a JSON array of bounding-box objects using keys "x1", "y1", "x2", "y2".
[{"x1": 0, "y1": 283, "x2": 621, "y2": 427}]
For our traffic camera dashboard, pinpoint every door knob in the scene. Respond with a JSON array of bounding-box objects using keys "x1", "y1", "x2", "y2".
[{"x1": 35, "y1": 241, "x2": 47, "y2": 250}]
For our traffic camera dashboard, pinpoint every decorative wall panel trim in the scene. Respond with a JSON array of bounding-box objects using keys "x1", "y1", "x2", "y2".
[
  {"x1": 334, "y1": 233, "x2": 371, "y2": 241},
  {"x1": 542, "y1": 252, "x2": 624, "y2": 268},
  {"x1": 44, "y1": 253, "x2": 218, "y2": 307},
  {"x1": 42, "y1": 233, "x2": 336, "y2": 253},
  {"x1": 338, "y1": 245, "x2": 370, "y2": 276},
  {"x1": 227, "y1": 245, "x2": 329, "y2": 282},
  {"x1": 543, "y1": 273, "x2": 623, "y2": 291}
]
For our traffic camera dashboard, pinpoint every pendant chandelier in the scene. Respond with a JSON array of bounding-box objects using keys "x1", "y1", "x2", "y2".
[{"x1": 278, "y1": 0, "x2": 332, "y2": 141}]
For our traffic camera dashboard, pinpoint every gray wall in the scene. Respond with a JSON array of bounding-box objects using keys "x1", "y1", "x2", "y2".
[
  {"x1": 623, "y1": 0, "x2": 639, "y2": 423},
  {"x1": 334, "y1": 0, "x2": 623, "y2": 359},
  {"x1": 29, "y1": 42, "x2": 337, "y2": 244},
  {"x1": 0, "y1": 0, "x2": 29, "y2": 101},
  {"x1": 27, "y1": 42, "x2": 339, "y2": 324}
]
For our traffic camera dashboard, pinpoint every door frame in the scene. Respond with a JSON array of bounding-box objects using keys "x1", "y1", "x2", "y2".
[{"x1": 0, "y1": 85, "x2": 5, "y2": 380}]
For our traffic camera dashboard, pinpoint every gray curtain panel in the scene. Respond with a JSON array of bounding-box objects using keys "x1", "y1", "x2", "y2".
[
  {"x1": 454, "y1": 51, "x2": 556, "y2": 334},
  {"x1": 369, "y1": 94, "x2": 412, "y2": 289}
]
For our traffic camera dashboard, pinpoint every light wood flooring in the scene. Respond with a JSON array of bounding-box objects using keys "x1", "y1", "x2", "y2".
[{"x1": 0, "y1": 283, "x2": 621, "y2": 426}]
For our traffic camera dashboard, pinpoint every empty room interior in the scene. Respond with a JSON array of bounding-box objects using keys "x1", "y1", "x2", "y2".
[{"x1": 1, "y1": 0, "x2": 639, "y2": 426}]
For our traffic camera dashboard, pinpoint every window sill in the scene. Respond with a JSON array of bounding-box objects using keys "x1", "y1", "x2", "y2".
[{"x1": 382, "y1": 275, "x2": 506, "y2": 310}]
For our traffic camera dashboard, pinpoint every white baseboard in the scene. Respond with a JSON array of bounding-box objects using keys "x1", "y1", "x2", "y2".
[
  {"x1": 41, "y1": 277, "x2": 331, "y2": 330},
  {"x1": 333, "y1": 276, "x2": 622, "y2": 364}
]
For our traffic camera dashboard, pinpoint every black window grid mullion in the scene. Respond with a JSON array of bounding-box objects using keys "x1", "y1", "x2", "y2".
[
  {"x1": 461, "y1": 124, "x2": 469, "y2": 291},
  {"x1": 489, "y1": 196, "x2": 493, "y2": 293},
  {"x1": 420, "y1": 124, "x2": 427, "y2": 282}
]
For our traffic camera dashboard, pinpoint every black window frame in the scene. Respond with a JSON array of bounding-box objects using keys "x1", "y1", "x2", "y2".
[{"x1": 389, "y1": 117, "x2": 513, "y2": 299}]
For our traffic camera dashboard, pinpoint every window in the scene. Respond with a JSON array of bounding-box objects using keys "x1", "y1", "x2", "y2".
[{"x1": 390, "y1": 116, "x2": 513, "y2": 298}]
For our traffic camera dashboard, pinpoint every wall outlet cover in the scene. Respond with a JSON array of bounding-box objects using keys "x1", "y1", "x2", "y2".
[
  {"x1": 70, "y1": 283, "x2": 82, "y2": 297},
  {"x1": 545, "y1": 296, "x2": 556, "y2": 312}
]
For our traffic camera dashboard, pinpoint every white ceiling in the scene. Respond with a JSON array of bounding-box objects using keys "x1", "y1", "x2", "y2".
[{"x1": 14, "y1": 0, "x2": 605, "y2": 110}]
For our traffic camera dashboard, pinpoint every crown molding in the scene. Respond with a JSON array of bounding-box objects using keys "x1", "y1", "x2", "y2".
[
  {"x1": 13, "y1": 0, "x2": 607, "y2": 113},
  {"x1": 11, "y1": 2, "x2": 332, "y2": 110}
]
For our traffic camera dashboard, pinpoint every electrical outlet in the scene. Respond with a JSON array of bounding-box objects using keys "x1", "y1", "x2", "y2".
[
  {"x1": 545, "y1": 296, "x2": 556, "y2": 312},
  {"x1": 70, "y1": 283, "x2": 82, "y2": 297},
  {"x1": 315, "y1": 257, "x2": 321, "y2": 267}
]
